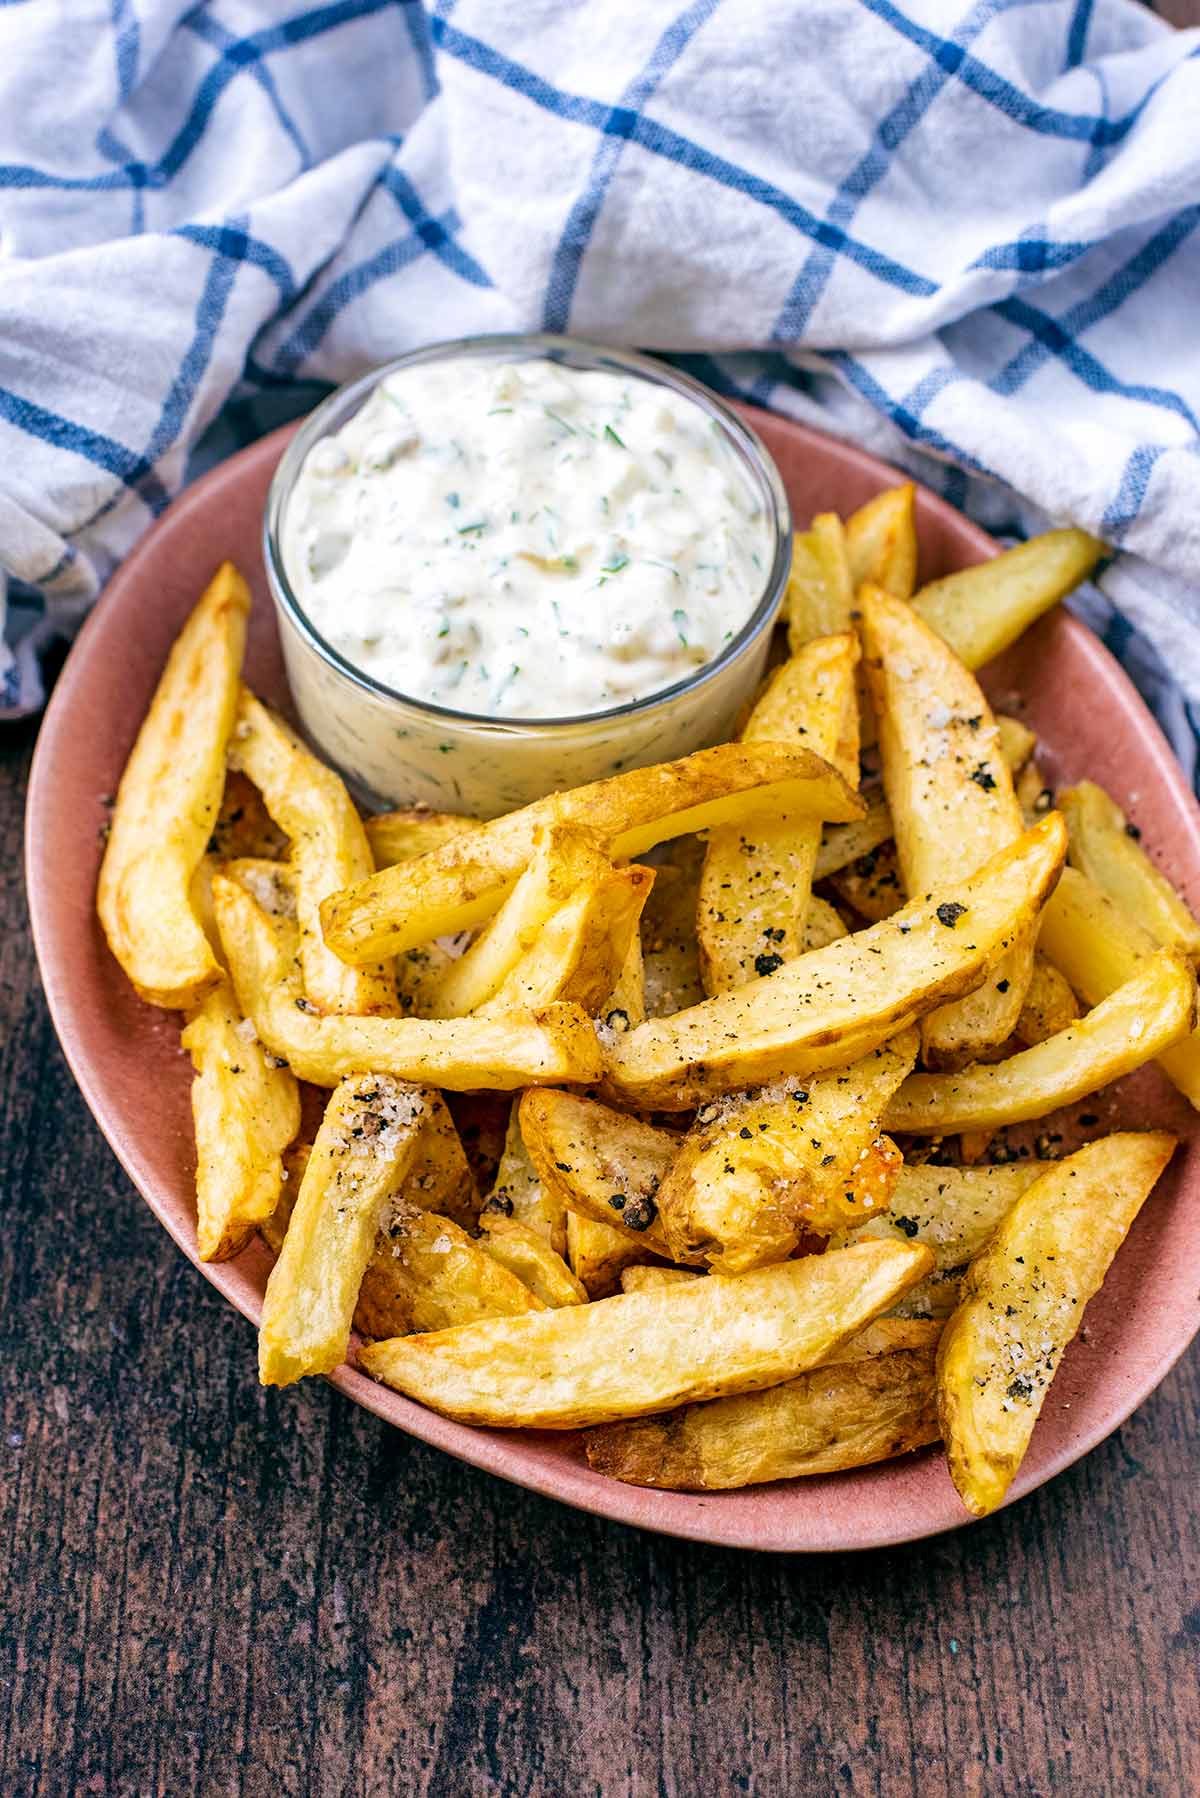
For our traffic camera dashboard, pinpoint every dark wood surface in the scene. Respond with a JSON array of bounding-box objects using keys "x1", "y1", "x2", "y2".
[{"x1": 4, "y1": 715, "x2": 1200, "y2": 1797}]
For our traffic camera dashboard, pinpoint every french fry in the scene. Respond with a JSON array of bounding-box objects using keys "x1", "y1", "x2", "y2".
[
  {"x1": 910, "y1": 529, "x2": 1105, "y2": 670},
  {"x1": 1058, "y1": 780, "x2": 1200, "y2": 960},
  {"x1": 861, "y1": 583, "x2": 1032, "y2": 1063},
  {"x1": 827, "y1": 838, "x2": 904, "y2": 923},
  {"x1": 802, "y1": 894, "x2": 849, "y2": 949},
  {"x1": 209, "y1": 770, "x2": 289, "y2": 862},
  {"x1": 477, "y1": 1214, "x2": 588, "y2": 1307},
  {"x1": 885, "y1": 952, "x2": 1196, "y2": 1133},
  {"x1": 213, "y1": 872, "x2": 603, "y2": 1091},
  {"x1": 605, "y1": 814, "x2": 1067, "y2": 1110},
  {"x1": 786, "y1": 513, "x2": 854, "y2": 648},
  {"x1": 520, "y1": 1088, "x2": 681, "y2": 1260},
  {"x1": 585, "y1": 1330, "x2": 942, "y2": 1489},
  {"x1": 1014, "y1": 956, "x2": 1080, "y2": 1047},
  {"x1": 815, "y1": 798, "x2": 894, "y2": 882},
  {"x1": 830, "y1": 1162, "x2": 1053, "y2": 1317},
  {"x1": 401, "y1": 1089, "x2": 480, "y2": 1231},
  {"x1": 478, "y1": 863, "x2": 653, "y2": 1018},
  {"x1": 356, "y1": 1209, "x2": 544, "y2": 1340},
  {"x1": 321, "y1": 741, "x2": 865, "y2": 963},
  {"x1": 97, "y1": 563, "x2": 249, "y2": 1008},
  {"x1": 481, "y1": 1100, "x2": 567, "y2": 1254},
  {"x1": 698, "y1": 634, "x2": 860, "y2": 993},
  {"x1": 227, "y1": 689, "x2": 395, "y2": 1016},
  {"x1": 181, "y1": 979, "x2": 300, "y2": 1261},
  {"x1": 655, "y1": 1032, "x2": 918, "y2": 1272},
  {"x1": 1017, "y1": 761, "x2": 1054, "y2": 827},
  {"x1": 938, "y1": 1132, "x2": 1175, "y2": 1516},
  {"x1": 358, "y1": 1238, "x2": 934, "y2": 1429},
  {"x1": 366, "y1": 808, "x2": 481, "y2": 868},
  {"x1": 642, "y1": 836, "x2": 706, "y2": 1016},
  {"x1": 567, "y1": 1212, "x2": 660, "y2": 1298},
  {"x1": 620, "y1": 1266, "x2": 701, "y2": 1294},
  {"x1": 995, "y1": 714, "x2": 1037, "y2": 775},
  {"x1": 604, "y1": 929, "x2": 647, "y2": 1028},
  {"x1": 1038, "y1": 865, "x2": 1200, "y2": 1108},
  {"x1": 846, "y1": 484, "x2": 917, "y2": 599},
  {"x1": 259, "y1": 1075, "x2": 431, "y2": 1384}
]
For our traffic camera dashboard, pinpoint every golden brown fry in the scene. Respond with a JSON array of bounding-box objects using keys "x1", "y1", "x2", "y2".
[
  {"x1": 358, "y1": 1238, "x2": 934, "y2": 1429},
  {"x1": 830, "y1": 1161, "x2": 1052, "y2": 1317},
  {"x1": 605, "y1": 928, "x2": 647, "y2": 1028},
  {"x1": 1058, "y1": 780, "x2": 1200, "y2": 960},
  {"x1": 585, "y1": 1333, "x2": 941, "y2": 1490},
  {"x1": 321, "y1": 741, "x2": 865, "y2": 963},
  {"x1": 605, "y1": 814, "x2": 1067, "y2": 1110},
  {"x1": 366, "y1": 808, "x2": 481, "y2": 867},
  {"x1": 995, "y1": 714, "x2": 1037, "y2": 775},
  {"x1": 98, "y1": 563, "x2": 249, "y2": 1008},
  {"x1": 911, "y1": 529, "x2": 1105, "y2": 670},
  {"x1": 520, "y1": 1088, "x2": 680, "y2": 1259},
  {"x1": 885, "y1": 951, "x2": 1196, "y2": 1133},
  {"x1": 213, "y1": 872, "x2": 603, "y2": 1091},
  {"x1": 641, "y1": 836, "x2": 706, "y2": 1016},
  {"x1": 478, "y1": 863, "x2": 653, "y2": 1018},
  {"x1": 477, "y1": 1214, "x2": 588, "y2": 1306},
  {"x1": 861, "y1": 583, "x2": 1032, "y2": 1063},
  {"x1": 786, "y1": 513, "x2": 854, "y2": 648},
  {"x1": 567, "y1": 1211, "x2": 659, "y2": 1298},
  {"x1": 402, "y1": 1090, "x2": 479, "y2": 1231},
  {"x1": 1038, "y1": 865, "x2": 1200, "y2": 1108},
  {"x1": 480, "y1": 1099, "x2": 567, "y2": 1255},
  {"x1": 802, "y1": 894, "x2": 849, "y2": 949},
  {"x1": 938, "y1": 1132, "x2": 1175, "y2": 1516},
  {"x1": 227, "y1": 688, "x2": 394, "y2": 1016},
  {"x1": 209, "y1": 770, "x2": 289, "y2": 862},
  {"x1": 815, "y1": 797, "x2": 895, "y2": 881},
  {"x1": 259, "y1": 1075, "x2": 431, "y2": 1384},
  {"x1": 619, "y1": 1266, "x2": 701, "y2": 1295},
  {"x1": 698, "y1": 633, "x2": 860, "y2": 994},
  {"x1": 356, "y1": 1209, "x2": 544, "y2": 1340},
  {"x1": 827, "y1": 837, "x2": 905, "y2": 923},
  {"x1": 181, "y1": 979, "x2": 300, "y2": 1261},
  {"x1": 1014, "y1": 956, "x2": 1080, "y2": 1047},
  {"x1": 655, "y1": 1032, "x2": 918, "y2": 1273},
  {"x1": 846, "y1": 484, "x2": 917, "y2": 599}
]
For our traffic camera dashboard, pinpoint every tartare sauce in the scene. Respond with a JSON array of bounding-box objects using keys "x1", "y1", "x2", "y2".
[{"x1": 281, "y1": 356, "x2": 772, "y2": 720}]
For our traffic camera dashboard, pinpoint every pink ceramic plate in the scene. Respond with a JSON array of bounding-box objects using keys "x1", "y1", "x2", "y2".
[{"x1": 26, "y1": 410, "x2": 1200, "y2": 1552}]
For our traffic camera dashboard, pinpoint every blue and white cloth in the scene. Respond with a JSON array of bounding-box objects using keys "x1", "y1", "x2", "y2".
[{"x1": 2, "y1": 1, "x2": 1199, "y2": 777}]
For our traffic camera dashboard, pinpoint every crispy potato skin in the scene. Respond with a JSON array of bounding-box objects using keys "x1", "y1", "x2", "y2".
[
  {"x1": 605, "y1": 815, "x2": 1067, "y2": 1110},
  {"x1": 885, "y1": 951, "x2": 1196, "y2": 1133},
  {"x1": 937, "y1": 1132, "x2": 1175, "y2": 1516},
  {"x1": 860, "y1": 583, "x2": 1032, "y2": 1064},
  {"x1": 358, "y1": 1239, "x2": 934, "y2": 1429},
  {"x1": 519, "y1": 1088, "x2": 681, "y2": 1261},
  {"x1": 356, "y1": 1210, "x2": 544, "y2": 1339},
  {"x1": 698, "y1": 634, "x2": 860, "y2": 995},
  {"x1": 98, "y1": 562, "x2": 249, "y2": 1009},
  {"x1": 320, "y1": 742, "x2": 865, "y2": 963},
  {"x1": 181, "y1": 979, "x2": 300, "y2": 1262},
  {"x1": 585, "y1": 1340, "x2": 941, "y2": 1490}
]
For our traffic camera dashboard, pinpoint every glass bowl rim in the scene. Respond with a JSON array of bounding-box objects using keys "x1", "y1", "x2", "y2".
[{"x1": 262, "y1": 332, "x2": 792, "y2": 735}]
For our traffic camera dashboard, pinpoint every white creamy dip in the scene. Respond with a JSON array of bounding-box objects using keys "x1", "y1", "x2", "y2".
[{"x1": 281, "y1": 355, "x2": 772, "y2": 720}]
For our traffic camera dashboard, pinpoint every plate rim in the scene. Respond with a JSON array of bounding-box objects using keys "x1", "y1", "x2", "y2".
[{"x1": 26, "y1": 409, "x2": 1200, "y2": 1553}]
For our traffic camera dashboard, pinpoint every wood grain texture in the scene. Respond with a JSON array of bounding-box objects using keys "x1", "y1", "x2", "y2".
[{"x1": 4, "y1": 712, "x2": 1200, "y2": 1795}]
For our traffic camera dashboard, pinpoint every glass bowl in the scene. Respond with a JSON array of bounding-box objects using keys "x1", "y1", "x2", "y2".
[{"x1": 263, "y1": 333, "x2": 792, "y2": 817}]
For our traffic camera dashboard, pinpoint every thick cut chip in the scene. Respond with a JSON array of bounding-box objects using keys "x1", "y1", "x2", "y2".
[
  {"x1": 605, "y1": 929, "x2": 647, "y2": 1029},
  {"x1": 213, "y1": 872, "x2": 602, "y2": 1091},
  {"x1": 699, "y1": 633, "x2": 860, "y2": 994},
  {"x1": 910, "y1": 529, "x2": 1104, "y2": 671},
  {"x1": 620, "y1": 1266, "x2": 701, "y2": 1295},
  {"x1": 366, "y1": 808, "x2": 481, "y2": 867},
  {"x1": 567, "y1": 1211, "x2": 659, "y2": 1298},
  {"x1": 320, "y1": 741, "x2": 864, "y2": 963},
  {"x1": 861, "y1": 583, "x2": 1032, "y2": 1062},
  {"x1": 827, "y1": 838, "x2": 905, "y2": 923},
  {"x1": 642, "y1": 836, "x2": 707, "y2": 1016},
  {"x1": 479, "y1": 863, "x2": 653, "y2": 1018},
  {"x1": 786, "y1": 513, "x2": 855, "y2": 648},
  {"x1": 477, "y1": 1214, "x2": 588, "y2": 1307},
  {"x1": 259, "y1": 1075, "x2": 430, "y2": 1384},
  {"x1": 1058, "y1": 780, "x2": 1200, "y2": 960},
  {"x1": 98, "y1": 562, "x2": 249, "y2": 1008},
  {"x1": 885, "y1": 951, "x2": 1196, "y2": 1133},
  {"x1": 356, "y1": 1209, "x2": 543, "y2": 1340},
  {"x1": 1013, "y1": 956, "x2": 1080, "y2": 1047},
  {"x1": 816, "y1": 798, "x2": 894, "y2": 882},
  {"x1": 846, "y1": 484, "x2": 917, "y2": 599},
  {"x1": 655, "y1": 1032, "x2": 917, "y2": 1272},
  {"x1": 357, "y1": 1238, "x2": 934, "y2": 1429},
  {"x1": 938, "y1": 1132, "x2": 1175, "y2": 1516},
  {"x1": 480, "y1": 1099, "x2": 567, "y2": 1255},
  {"x1": 830, "y1": 1162, "x2": 1052, "y2": 1317},
  {"x1": 803, "y1": 895, "x2": 848, "y2": 949},
  {"x1": 604, "y1": 814, "x2": 1067, "y2": 1110},
  {"x1": 181, "y1": 978, "x2": 300, "y2": 1261},
  {"x1": 1038, "y1": 865, "x2": 1200, "y2": 1108},
  {"x1": 585, "y1": 1331, "x2": 942, "y2": 1490},
  {"x1": 228, "y1": 688, "x2": 395, "y2": 1016},
  {"x1": 995, "y1": 714, "x2": 1037, "y2": 775},
  {"x1": 520, "y1": 1087, "x2": 681, "y2": 1260}
]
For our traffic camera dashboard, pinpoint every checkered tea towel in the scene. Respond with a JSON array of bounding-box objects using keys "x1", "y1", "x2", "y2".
[{"x1": 1, "y1": 1, "x2": 1198, "y2": 778}]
